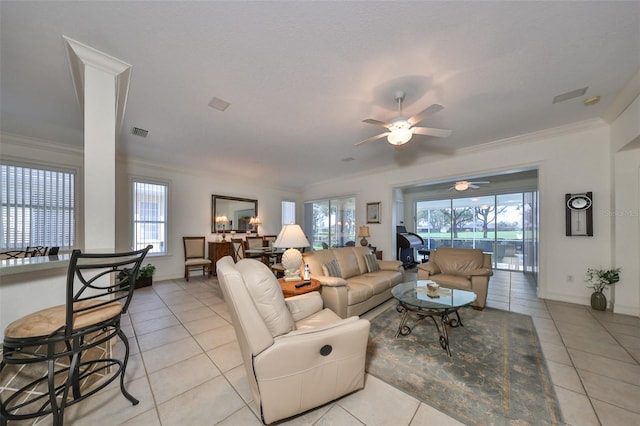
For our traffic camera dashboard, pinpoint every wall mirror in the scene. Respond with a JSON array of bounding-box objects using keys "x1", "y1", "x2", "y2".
[{"x1": 212, "y1": 195, "x2": 258, "y2": 233}]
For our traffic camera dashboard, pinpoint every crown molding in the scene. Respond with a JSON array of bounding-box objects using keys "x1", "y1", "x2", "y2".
[
  {"x1": 457, "y1": 118, "x2": 607, "y2": 155},
  {"x1": 306, "y1": 118, "x2": 607, "y2": 190},
  {"x1": 63, "y1": 36, "x2": 132, "y2": 136},
  {"x1": 0, "y1": 132, "x2": 83, "y2": 157},
  {"x1": 603, "y1": 68, "x2": 640, "y2": 124}
]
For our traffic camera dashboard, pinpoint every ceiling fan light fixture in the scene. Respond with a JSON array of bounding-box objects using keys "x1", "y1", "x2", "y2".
[
  {"x1": 454, "y1": 181, "x2": 469, "y2": 191},
  {"x1": 387, "y1": 128, "x2": 413, "y2": 145}
]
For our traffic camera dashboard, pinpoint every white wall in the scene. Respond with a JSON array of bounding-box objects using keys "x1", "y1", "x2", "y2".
[
  {"x1": 115, "y1": 159, "x2": 302, "y2": 281},
  {"x1": 303, "y1": 119, "x2": 623, "y2": 310},
  {"x1": 0, "y1": 131, "x2": 303, "y2": 285},
  {"x1": 611, "y1": 94, "x2": 640, "y2": 316}
]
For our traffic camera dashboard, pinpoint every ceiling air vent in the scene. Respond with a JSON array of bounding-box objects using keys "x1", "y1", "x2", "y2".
[
  {"x1": 552, "y1": 87, "x2": 588, "y2": 104},
  {"x1": 131, "y1": 127, "x2": 149, "y2": 138},
  {"x1": 208, "y1": 96, "x2": 231, "y2": 112}
]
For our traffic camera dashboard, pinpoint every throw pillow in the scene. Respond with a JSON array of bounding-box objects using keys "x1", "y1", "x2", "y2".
[
  {"x1": 322, "y1": 259, "x2": 342, "y2": 277},
  {"x1": 364, "y1": 253, "x2": 380, "y2": 273}
]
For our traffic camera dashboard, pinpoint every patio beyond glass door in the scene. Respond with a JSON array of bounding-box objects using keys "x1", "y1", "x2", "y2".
[
  {"x1": 415, "y1": 191, "x2": 537, "y2": 273},
  {"x1": 304, "y1": 197, "x2": 356, "y2": 250}
]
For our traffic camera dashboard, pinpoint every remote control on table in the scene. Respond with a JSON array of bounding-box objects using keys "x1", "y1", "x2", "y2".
[{"x1": 295, "y1": 281, "x2": 311, "y2": 288}]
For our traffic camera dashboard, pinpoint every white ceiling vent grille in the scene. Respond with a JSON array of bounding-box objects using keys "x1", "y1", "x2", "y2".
[
  {"x1": 208, "y1": 96, "x2": 231, "y2": 111},
  {"x1": 131, "y1": 127, "x2": 149, "y2": 138},
  {"x1": 552, "y1": 87, "x2": 588, "y2": 104}
]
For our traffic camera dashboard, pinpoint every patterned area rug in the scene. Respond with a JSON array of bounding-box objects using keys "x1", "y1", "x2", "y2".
[{"x1": 366, "y1": 306, "x2": 562, "y2": 425}]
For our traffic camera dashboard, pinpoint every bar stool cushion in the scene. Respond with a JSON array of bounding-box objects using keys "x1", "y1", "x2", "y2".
[{"x1": 5, "y1": 300, "x2": 123, "y2": 339}]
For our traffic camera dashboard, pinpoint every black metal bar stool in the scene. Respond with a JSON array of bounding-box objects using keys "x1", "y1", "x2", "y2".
[{"x1": 0, "y1": 245, "x2": 152, "y2": 425}]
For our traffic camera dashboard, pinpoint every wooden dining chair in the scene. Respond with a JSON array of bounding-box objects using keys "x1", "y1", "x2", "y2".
[
  {"x1": 231, "y1": 238, "x2": 245, "y2": 260},
  {"x1": 245, "y1": 236, "x2": 265, "y2": 250},
  {"x1": 183, "y1": 236, "x2": 212, "y2": 281}
]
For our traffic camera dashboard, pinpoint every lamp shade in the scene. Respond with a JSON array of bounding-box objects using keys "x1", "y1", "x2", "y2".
[
  {"x1": 273, "y1": 224, "x2": 310, "y2": 249},
  {"x1": 357, "y1": 226, "x2": 370, "y2": 237}
]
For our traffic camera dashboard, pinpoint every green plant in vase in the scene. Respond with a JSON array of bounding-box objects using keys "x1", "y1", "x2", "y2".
[
  {"x1": 136, "y1": 263, "x2": 156, "y2": 288},
  {"x1": 585, "y1": 267, "x2": 620, "y2": 311},
  {"x1": 118, "y1": 263, "x2": 156, "y2": 289}
]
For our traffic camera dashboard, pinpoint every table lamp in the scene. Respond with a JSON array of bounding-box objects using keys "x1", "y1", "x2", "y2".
[
  {"x1": 358, "y1": 226, "x2": 370, "y2": 246},
  {"x1": 215, "y1": 215, "x2": 229, "y2": 240},
  {"x1": 249, "y1": 216, "x2": 262, "y2": 233},
  {"x1": 273, "y1": 224, "x2": 310, "y2": 282}
]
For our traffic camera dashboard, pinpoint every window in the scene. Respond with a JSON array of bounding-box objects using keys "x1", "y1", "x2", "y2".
[
  {"x1": 415, "y1": 192, "x2": 535, "y2": 271},
  {"x1": 133, "y1": 180, "x2": 168, "y2": 255},
  {"x1": 304, "y1": 196, "x2": 356, "y2": 249},
  {"x1": 281, "y1": 200, "x2": 296, "y2": 226},
  {"x1": 1, "y1": 163, "x2": 75, "y2": 249}
]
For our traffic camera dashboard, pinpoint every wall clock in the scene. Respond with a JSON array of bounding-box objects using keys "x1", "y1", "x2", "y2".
[{"x1": 565, "y1": 192, "x2": 593, "y2": 236}]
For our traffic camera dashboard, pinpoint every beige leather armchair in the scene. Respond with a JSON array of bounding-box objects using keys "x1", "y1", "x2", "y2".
[
  {"x1": 417, "y1": 247, "x2": 493, "y2": 309},
  {"x1": 216, "y1": 256, "x2": 370, "y2": 424}
]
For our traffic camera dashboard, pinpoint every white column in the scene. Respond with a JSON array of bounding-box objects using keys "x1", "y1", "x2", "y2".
[{"x1": 64, "y1": 37, "x2": 131, "y2": 252}]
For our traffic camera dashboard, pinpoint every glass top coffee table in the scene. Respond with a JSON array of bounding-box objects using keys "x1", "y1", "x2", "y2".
[{"x1": 391, "y1": 280, "x2": 477, "y2": 356}]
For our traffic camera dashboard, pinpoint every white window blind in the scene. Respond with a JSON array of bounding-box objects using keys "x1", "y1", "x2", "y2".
[
  {"x1": 1, "y1": 163, "x2": 75, "y2": 249},
  {"x1": 133, "y1": 180, "x2": 168, "y2": 255}
]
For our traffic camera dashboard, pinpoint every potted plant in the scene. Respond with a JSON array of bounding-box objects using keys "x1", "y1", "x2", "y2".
[
  {"x1": 118, "y1": 263, "x2": 156, "y2": 289},
  {"x1": 585, "y1": 267, "x2": 621, "y2": 311},
  {"x1": 135, "y1": 263, "x2": 156, "y2": 289}
]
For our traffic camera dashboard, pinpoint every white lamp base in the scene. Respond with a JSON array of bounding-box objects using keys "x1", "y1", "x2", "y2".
[{"x1": 281, "y1": 248, "x2": 303, "y2": 282}]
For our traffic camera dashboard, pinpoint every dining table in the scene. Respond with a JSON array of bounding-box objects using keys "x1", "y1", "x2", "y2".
[{"x1": 244, "y1": 247, "x2": 285, "y2": 266}]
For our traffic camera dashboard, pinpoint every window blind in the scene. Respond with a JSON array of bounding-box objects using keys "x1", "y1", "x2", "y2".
[
  {"x1": 1, "y1": 164, "x2": 75, "y2": 249},
  {"x1": 133, "y1": 180, "x2": 168, "y2": 255}
]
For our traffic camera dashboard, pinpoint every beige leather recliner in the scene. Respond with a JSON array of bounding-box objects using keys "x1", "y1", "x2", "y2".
[
  {"x1": 417, "y1": 247, "x2": 493, "y2": 309},
  {"x1": 216, "y1": 256, "x2": 370, "y2": 425}
]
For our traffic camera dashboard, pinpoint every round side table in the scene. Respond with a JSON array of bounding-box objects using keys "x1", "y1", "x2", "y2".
[{"x1": 278, "y1": 277, "x2": 321, "y2": 298}]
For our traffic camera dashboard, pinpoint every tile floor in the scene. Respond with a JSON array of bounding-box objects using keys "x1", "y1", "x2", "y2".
[{"x1": 4, "y1": 269, "x2": 640, "y2": 425}]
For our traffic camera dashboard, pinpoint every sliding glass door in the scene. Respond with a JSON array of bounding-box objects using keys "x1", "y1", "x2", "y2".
[
  {"x1": 304, "y1": 196, "x2": 356, "y2": 250},
  {"x1": 415, "y1": 192, "x2": 538, "y2": 273}
]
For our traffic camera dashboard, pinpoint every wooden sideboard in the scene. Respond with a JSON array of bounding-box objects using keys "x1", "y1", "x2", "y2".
[{"x1": 208, "y1": 241, "x2": 234, "y2": 275}]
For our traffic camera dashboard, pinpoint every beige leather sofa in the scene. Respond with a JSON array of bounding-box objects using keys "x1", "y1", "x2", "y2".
[
  {"x1": 216, "y1": 256, "x2": 370, "y2": 425},
  {"x1": 417, "y1": 247, "x2": 493, "y2": 309},
  {"x1": 302, "y1": 246, "x2": 404, "y2": 318}
]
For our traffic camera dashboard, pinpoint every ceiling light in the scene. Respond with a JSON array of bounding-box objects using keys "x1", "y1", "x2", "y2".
[
  {"x1": 387, "y1": 119, "x2": 413, "y2": 145},
  {"x1": 454, "y1": 181, "x2": 469, "y2": 191}
]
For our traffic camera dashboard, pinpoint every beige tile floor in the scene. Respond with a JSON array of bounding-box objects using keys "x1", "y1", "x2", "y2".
[{"x1": 4, "y1": 269, "x2": 640, "y2": 425}]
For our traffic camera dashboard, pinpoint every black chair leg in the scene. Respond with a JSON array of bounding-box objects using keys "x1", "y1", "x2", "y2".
[
  {"x1": 117, "y1": 329, "x2": 139, "y2": 405},
  {"x1": 49, "y1": 356, "x2": 65, "y2": 426}
]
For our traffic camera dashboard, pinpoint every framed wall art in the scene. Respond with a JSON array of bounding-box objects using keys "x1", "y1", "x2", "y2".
[{"x1": 366, "y1": 202, "x2": 381, "y2": 224}]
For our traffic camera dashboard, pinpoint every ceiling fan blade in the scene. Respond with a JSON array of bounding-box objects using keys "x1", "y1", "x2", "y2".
[
  {"x1": 469, "y1": 184, "x2": 480, "y2": 189},
  {"x1": 355, "y1": 132, "x2": 389, "y2": 146},
  {"x1": 469, "y1": 181, "x2": 490, "y2": 184},
  {"x1": 362, "y1": 118, "x2": 391, "y2": 128},
  {"x1": 411, "y1": 127, "x2": 452, "y2": 138},
  {"x1": 407, "y1": 104, "x2": 444, "y2": 126}
]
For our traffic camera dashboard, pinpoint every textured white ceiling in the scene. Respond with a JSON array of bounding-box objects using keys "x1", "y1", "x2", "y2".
[{"x1": 1, "y1": 1, "x2": 639, "y2": 189}]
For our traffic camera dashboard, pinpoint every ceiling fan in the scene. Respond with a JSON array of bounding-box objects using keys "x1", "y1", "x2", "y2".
[
  {"x1": 355, "y1": 91, "x2": 452, "y2": 147},
  {"x1": 448, "y1": 180, "x2": 491, "y2": 191}
]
